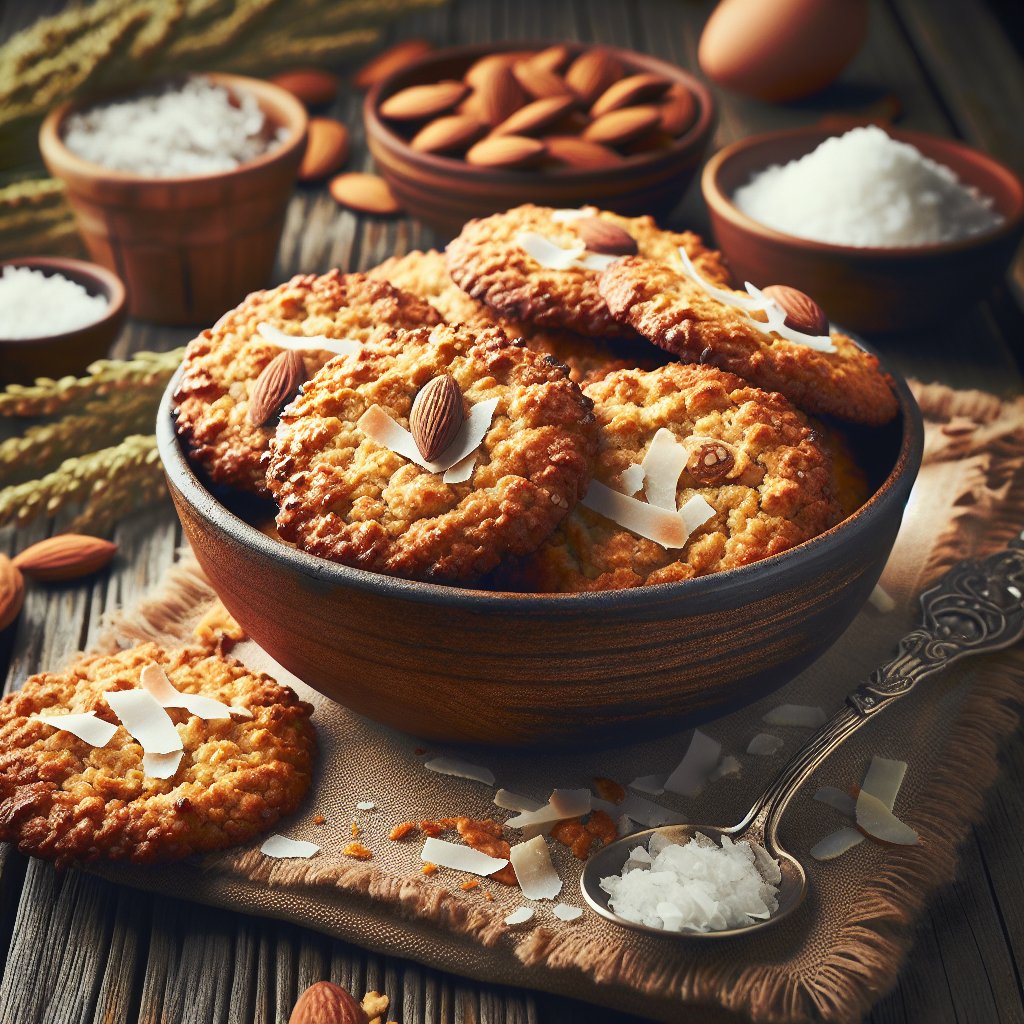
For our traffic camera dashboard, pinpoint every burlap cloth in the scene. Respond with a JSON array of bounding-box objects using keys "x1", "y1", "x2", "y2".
[{"x1": 89, "y1": 381, "x2": 1024, "y2": 1024}]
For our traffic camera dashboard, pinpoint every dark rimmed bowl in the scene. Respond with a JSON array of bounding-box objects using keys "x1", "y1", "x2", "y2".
[
  {"x1": 157, "y1": 342, "x2": 923, "y2": 746},
  {"x1": 39, "y1": 72, "x2": 308, "y2": 326},
  {"x1": 0, "y1": 256, "x2": 127, "y2": 384},
  {"x1": 702, "y1": 126, "x2": 1024, "y2": 334},
  {"x1": 364, "y1": 42, "x2": 716, "y2": 237}
]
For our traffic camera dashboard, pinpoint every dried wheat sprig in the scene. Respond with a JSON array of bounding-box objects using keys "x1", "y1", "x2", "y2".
[{"x1": 68, "y1": 444, "x2": 167, "y2": 534}]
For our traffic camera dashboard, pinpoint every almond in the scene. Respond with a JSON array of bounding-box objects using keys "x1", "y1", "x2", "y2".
[
  {"x1": 523, "y1": 44, "x2": 572, "y2": 75},
  {"x1": 329, "y1": 172, "x2": 400, "y2": 215},
  {"x1": 491, "y1": 95, "x2": 576, "y2": 137},
  {"x1": 465, "y1": 135, "x2": 546, "y2": 169},
  {"x1": 0, "y1": 556, "x2": 24, "y2": 632},
  {"x1": 353, "y1": 39, "x2": 432, "y2": 91},
  {"x1": 249, "y1": 349, "x2": 306, "y2": 426},
  {"x1": 379, "y1": 80, "x2": 468, "y2": 120},
  {"x1": 658, "y1": 83, "x2": 698, "y2": 136},
  {"x1": 686, "y1": 441, "x2": 736, "y2": 483},
  {"x1": 763, "y1": 285, "x2": 830, "y2": 336},
  {"x1": 542, "y1": 135, "x2": 623, "y2": 170},
  {"x1": 270, "y1": 68, "x2": 339, "y2": 108},
  {"x1": 581, "y1": 105, "x2": 661, "y2": 147},
  {"x1": 474, "y1": 62, "x2": 525, "y2": 127},
  {"x1": 13, "y1": 535, "x2": 117, "y2": 582},
  {"x1": 410, "y1": 114, "x2": 485, "y2": 154},
  {"x1": 589, "y1": 73, "x2": 672, "y2": 116},
  {"x1": 575, "y1": 216, "x2": 638, "y2": 256},
  {"x1": 288, "y1": 981, "x2": 369, "y2": 1024},
  {"x1": 463, "y1": 52, "x2": 531, "y2": 89},
  {"x1": 512, "y1": 62, "x2": 572, "y2": 101},
  {"x1": 298, "y1": 118, "x2": 349, "y2": 181},
  {"x1": 410, "y1": 374, "x2": 463, "y2": 461},
  {"x1": 564, "y1": 48, "x2": 624, "y2": 105}
]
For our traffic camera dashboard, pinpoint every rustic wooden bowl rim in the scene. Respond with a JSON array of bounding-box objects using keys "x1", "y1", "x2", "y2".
[
  {"x1": 702, "y1": 125, "x2": 1024, "y2": 262},
  {"x1": 38, "y1": 71, "x2": 308, "y2": 187},
  {"x1": 364, "y1": 40, "x2": 716, "y2": 182},
  {"x1": 0, "y1": 255, "x2": 126, "y2": 346},
  {"x1": 158, "y1": 345, "x2": 923, "y2": 611}
]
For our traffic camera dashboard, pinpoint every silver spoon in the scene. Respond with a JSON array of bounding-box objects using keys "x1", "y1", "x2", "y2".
[{"x1": 582, "y1": 533, "x2": 1024, "y2": 938}]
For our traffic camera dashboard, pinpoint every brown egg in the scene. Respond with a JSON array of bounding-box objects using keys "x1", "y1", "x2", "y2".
[{"x1": 698, "y1": 0, "x2": 869, "y2": 102}]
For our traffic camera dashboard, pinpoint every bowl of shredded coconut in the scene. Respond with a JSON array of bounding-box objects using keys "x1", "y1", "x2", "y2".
[
  {"x1": 0, "y1": 257, "x2": 126, "y2": 384},
  {"x1": 702, "y1": 125, "x2": 1023, "y2": 332},
  {"x1": 39, "y1": 73, "x2": 308, "y2": 325}
]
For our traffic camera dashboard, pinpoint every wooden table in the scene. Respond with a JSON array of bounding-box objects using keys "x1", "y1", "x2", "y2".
[{"x1": 2, "y1": 1, "x2": 1022, "y2": 1021}]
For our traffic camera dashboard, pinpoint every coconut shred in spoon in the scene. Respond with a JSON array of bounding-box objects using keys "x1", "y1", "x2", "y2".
[{"x1": 583, "y1": 535, "x2": 1024, "y2": 937}]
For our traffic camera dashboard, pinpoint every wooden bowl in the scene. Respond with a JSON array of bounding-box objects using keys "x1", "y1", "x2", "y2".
[
  {"x1": 39, "y1": 73, "x2": 308, "y2": 326},
  {"x1": 702, "y1": 126, "x2": 1024, "y2": 334},
  {"x1": 0, "y1": 256, "x2": 127, "y2": 385},
  {"x1": 364, "y1": 42, "x2": 716, "y2": 237},
  {"x1": 157, "y1": 346, "x2": 922, "y2": 747}
]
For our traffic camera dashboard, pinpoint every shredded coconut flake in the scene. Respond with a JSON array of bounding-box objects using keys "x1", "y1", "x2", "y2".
[
  {"x1": 104, "y1": 689, "x2": 182, "y2": 756},
  {"x1": 663, "y1": 729, "x2": 722, "y2": 798},
  {"x1": 855, "y1": 788, "x2": 919, "y2": 845},
  {"x1": 505, "y1": 788, "x2": 591, "y2": 829},
  {"x1": 869, "y1": 584, "x2": 897, "y2": 613},
  {"x1": 256, "y1": 321, "x2": 360, "y2": 357},
  {"x1": 143, "y1": 750, "x2": 182, "y2": 779},
  {"x1": 139, "y1": 662, "x2": 237, "y2": 721},
  {"x1": 641, "y1": 428, "x2": 690, "y2": 510},
  {"x1": 421, "y1": 837, "x2": 508, "y2": 876},
  {"x1": 0, "y1": 266, "x2": 108, "y2": 339},
  {"x1": 516, "y1": 231, "x2": 620, "y2": 273},
  {"x1": 509, "y1": 835, "x2": 562, "y2": 900},
  {"x1": 356, "y1": 801, "x2": 376, "y2": 811},
  {"x1": 31, "y1": 711, "x2": 117, "y2": 747},
  {"x1": 810, "y1": 827, "x2": 865, "y2": 861},
  {"x1": 423, "y1": 756, "x2": 495, "y2": 786},
  {"x1": 504, "y1": 906, "x2": 536, "y2": 925},
  {"x1": 861, "y1": 756, "x2": 907, "y2": 811},
  {"x1": 617, "y1": 463, "x2": 645, "y2": 496},
  {"x1": 261, "y1": 834, "x2": 320, "y2": 859},
  {"x1": 553, "y1": 904, "x2": 583, "y2": 921},
  {"x1": 494, "y1": 789, "x2": 543, "y2": 813},
  {"x1": 747, "y1": 732, "x2": 785, "y2": 757},
  {"x1": 709, "y1": 755, "x2": 741, "y2": 782},
  {"x1": 581, "y1": 481, "x2": 714, "y2": 549},
  {"x1": 814, "y1": 786, "x2": 857, "y2": 818},
  {"x1": 628, "y1": 774, "x2": 667, "y2": 796},
  {"x1": 550, "y1": 208, "x2": 590, "y2": 222}
]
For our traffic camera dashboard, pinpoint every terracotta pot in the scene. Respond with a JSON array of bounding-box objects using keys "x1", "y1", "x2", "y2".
[
  {"x1": 39, "y1": 73, "x2": 308, "y2": 326},
  {"x1": 0, "y1": 256, "x2": 126, "y2": 384},
  {"x1": 157, "y1": 348, "x2": 923, "y2": 747}
]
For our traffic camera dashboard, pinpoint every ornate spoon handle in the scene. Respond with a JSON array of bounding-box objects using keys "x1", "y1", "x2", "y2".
[{"x1": 734, "y1": 532, "x2": 1024, "y2": 842}]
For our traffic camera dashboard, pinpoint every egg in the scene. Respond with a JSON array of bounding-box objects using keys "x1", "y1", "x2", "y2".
[{"x1": 698, "y1": 0, "x2": 869, "y2": 103}]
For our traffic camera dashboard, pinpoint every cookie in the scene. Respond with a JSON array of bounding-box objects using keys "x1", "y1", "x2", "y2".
[
  {"x1": 445, "y1": 204, "x2": 732, "y2": 338},
  {"x1": 266, "y1": 322, "x2": 598, "y2": 584},
  {"x1": 368, "y1": 248, "x2": 662, "y2": 384},
  {"x1": 173, "y1": 271, "x2": 443, "y2": 495},
  {"x1": 513, "y1": 362, "x2": 841, "y2": 592},
  {"x1": 0, "y1": 642, "x2": 315, "y2": 866},
  {"x1": 599, "y1": 256, "x2": 899, "y2": 425}
]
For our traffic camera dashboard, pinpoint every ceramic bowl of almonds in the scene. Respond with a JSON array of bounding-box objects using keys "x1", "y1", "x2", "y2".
[{"x1": 364, "y1": 42, "x2": 715, "y2": 235}]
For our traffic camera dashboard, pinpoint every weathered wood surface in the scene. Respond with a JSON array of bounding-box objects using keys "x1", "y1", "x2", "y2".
[{"x1": 1, "y1": 0, "x2": 1023, "y2": 1021}]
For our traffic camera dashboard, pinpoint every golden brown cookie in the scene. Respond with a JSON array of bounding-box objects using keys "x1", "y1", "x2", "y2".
[
  {"x1": 266, "y1": 322, "x2": 598, "y2": 584},
  {"x1": 445, "y1": 204, "x2": 732, "y2": 338},
  {"x1": 368, "y1": 248, "x2": 662, "y2": 385},
  {"x1": 173, "y1": 271, "x2": 443, "y2": 495},
  {"x1": 0, "y1": 642, "x2": 315, "y2": 866},
  {"x1": 511, "y1": 363, "x2": 841, "y2": 592},
  {"x1": 598, "y1": 256, "x2": 899, "y2": 426}
]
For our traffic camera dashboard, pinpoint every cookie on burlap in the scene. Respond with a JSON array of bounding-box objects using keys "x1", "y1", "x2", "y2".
[
  {"x1": 512, "y1": 362, "x2": 841, "y2": 593},
  {"x1": 368, "y1": 248, "x2": 662, "y2": 385},
  {"x1": 173, "y1": 271, "x2": 443, "y2": 495},
  {"x1": 266, "y1": 322, "x2": 598, "y2": 584},
  {"x1": 0, "y1": 642, "x2": 315, "y2": 866},
  {"x1": 599, "y1": 256, "x2": 899, "y2": 426},
  {"x1": 445, "y1": 204, "x2": 732, "y2": 338}
]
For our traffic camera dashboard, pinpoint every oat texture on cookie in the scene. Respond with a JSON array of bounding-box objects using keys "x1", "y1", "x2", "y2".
[{"x1": 266, "y1": 322, "x2": 598, "y2": 584}]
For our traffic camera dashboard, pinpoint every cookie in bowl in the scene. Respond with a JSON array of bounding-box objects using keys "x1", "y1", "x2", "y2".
[
  {"x1": 266, "y1": 322, "x2": 598, "y2": 584},
  {"x1": 173, "y1": 271, "x2": 443, "y2": 495},
  {"x1": 510, "y1": 362, "x2": 842, "y2": 593}
]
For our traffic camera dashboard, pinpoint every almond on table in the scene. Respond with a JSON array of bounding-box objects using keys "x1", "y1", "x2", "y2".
[
  {"x1": 269, "y1": 67, "x2": 339, "y2": 107},
  {"x1": 353, "y1": 38, "x2": 433, "y2": 91},
  {"x1": 329, "y1": 172, "x2": 401, "y2": 215},
  {"x1": 298, "y1": 118, "x2": 349, "y2": 181}
]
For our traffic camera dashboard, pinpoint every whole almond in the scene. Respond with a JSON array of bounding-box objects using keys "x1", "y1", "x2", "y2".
[
  {"x1": 589, "y1": 73, "x2": 672, "y2": 117},
  {"x1": 575, "y1": 216, "x2": 638, "y2": 256},
  {"x1": 474, "y1": 62, "x2": 525, "y2": 127},
  {"x1": 465, "y1": 135, "x2": 546, "y2": 169},
  {"x1": 249, "y1": 349, "x2": 306, "y2": 426},
  {"x1": 582, "y1": 105, "x2": 661, "y2": 146},
  {"x1": 270, "y1": 68, "x2": 339, "y2": 108},
  {"x1": 288, "y1": 981, "x2": 369, "y2": 1024},
  {"x1": 379, "y1": 80, "x2": 468, "y2": 120},
  {"x1": 329, "y1": 173, "x2": 400, "y2": 214},
  {"x1": 0, "y1": 556, "x2": 24, "y2": 632},
  {"x1": 511, "y1": 62, "x2": 572, "y2": 101},
  {"x1": 410, "y1": 114, "x2": 485, "y2": 154},
  {"x1": 763, "y1": 285, "x2": 830, "y2": 336},
  {"x1": 542, "y1": 135, "x2": 623, "y2": 170},
  {"x1": 298, "y1": 118, "x2": 350, "y2": 181},
  {"x1": 491, "y1": 95, "x2": 576, "y2": 137},
  {"x1": 13, "y1": 535, "x2": 117, "y2": 582},
  {"x1": 464, "y1": 52, "x2": 531, "y2": 89},
  {"x1": 564, "y1": 49, "x2": 624, "y2": 105},
  {"x1": 523, "y1": 44, "x2": 572, "y2": 75},
  {"x1": 686, "y1": 441, "x2": 736, "y2": 483},
  {"x1": 410, "y1": 374, "x2": 463, "y2": 461},
  {"x1": 659, "y1": 83, "x2": 698, "y2": 136},
  {"x1": 353, "y1": 39, "x2": 432, "y2": 91}
]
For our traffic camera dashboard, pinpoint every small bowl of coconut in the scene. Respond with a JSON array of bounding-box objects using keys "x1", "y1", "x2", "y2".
[{"x1": 701, "y1": 125, "x2": 1024, "y2": 334}]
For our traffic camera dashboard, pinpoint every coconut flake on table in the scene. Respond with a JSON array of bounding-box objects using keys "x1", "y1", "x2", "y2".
[
  {"x1": 747, "y1": 732, "x2": 785, "y2": 756},
  {"x1": 869, "y1": 583, "x2": 897, "y2": 613},
  {"x1": 30, "y1": 710, "x2": 118, "y2": 747},
  {"x1": 814, "y1": 786, "x2": 857, "y2": 818},
  {"x1": 594, "y1": 792, "x2": 678, "y2": 828},
  {"x1": 0, "y1": 266, "x2": 109, "y2": 339},
  {"x1": 355, "y1": 801, "x2": 376, "y2": 811},
  {"x1": 762, "y1": 704, "x2": 827, "y2": 728},
  {"x1": 628, "y1": 774, "x2": 667, "y2": 796},
  {"x1": 494, "y1": 789, "x2": 543, "y2": 813},
  {"x1": 62, "y1": 76, "x2": 287, "y2": 176},
  {"x1": 256, "y1": 321, "x2": 360, "y2": 357},
  {"x1": 504, "y1": 788, "x2": 591, "y2": 829},
  {"x1": 504, "y1": 906, "x2": 536, "y2": 925},
  {"x1": 261, "y1": 834, "x2": 320, "y2": 859},
  {"x1": 600, "y1": 833, "x2": 781, "y2": 932},
  {"x1": 553, "y1": 904, "x2": 583, "y2": 922},
  {"x1": 509, "y1": 835, "x2": 562, "y2": 900},
  {"x1": 421, "y1": 837, "x2": 509, "y2": 876},
  {"x1": 708, "y1": 755, "x2": 742, "y2": 782},
  {"x1": 663, "y1": 729, "x2": 722, "y2": 797},
  {"x1": 422, "y1": 756, "x2": 495, "y2": 786},
  {"x1": 810, "y1": 827, "x2": 865, "y2": 862},
  {"x1": 732, "y1": 126, "x2": 1003, "y2": 248}
]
